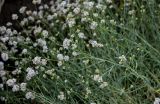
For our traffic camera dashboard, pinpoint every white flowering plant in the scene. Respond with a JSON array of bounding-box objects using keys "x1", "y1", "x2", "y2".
[{"x1": 0, "y1": 0, "x2": 160, "y2": 104}]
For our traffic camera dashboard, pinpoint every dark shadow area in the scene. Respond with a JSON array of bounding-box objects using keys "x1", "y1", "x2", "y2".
[{"x1": 0, "y1": 0, "x2": 51, "y2": 26}]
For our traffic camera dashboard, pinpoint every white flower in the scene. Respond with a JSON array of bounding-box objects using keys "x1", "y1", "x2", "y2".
[
  {"x1": 72, "y1": 44, "x2": 77, "y2": 49},
  {"x1": 58, "y1": 92, "x2": 65, "y2": 100},
  {"x1": 67, "y1": 19, "x2": 75, "y2": 27},
  {"x1": 14, "y1": 61, "x2": 19, "y2": 66},
  {"x1": 6, "y1": 28, "x2": 12, "y2": 36},
  {"x1": 20, "y1": 18, "x2": 28, "y2": 26},
  {"x1": 32, "y1": 11, "x2": 37, "y2": 16},
  {"x1": 99, "y1": 82, "x2": 108, "y2": 89},
  {"x1": 12, "y1": 69, "x2": 19, "y2": 75},
  {"x1": 6, "y1": 22, "x2": 12, "y2": 26},
  {"x1": 28, "y1": 16, "x2": 35, "y2": 21},
  {"x1": 45, "y1": 70, "x2": 51, "y2": 75},
  {"x1": 154, "y1": 98, "x2": 160, "y2": 104},
  {"x1": 72, "y1": 51, "x2": 78, "y2": 56},
  {"x1": 93, "y1": 33, "x2": 97, "y2": 36},
  {"x1": 90, "y1": 103, "x2": 96, "y2": 104},
  {"x1": 0, "y1": 84, "x2": 3, "y2": 90},
  {"x1": 90, "y1": 21, "x2": 98, "y2": 30},
  {"x1": 26, "y1": 10, "x2": 32, "y2": 15},
  {"x1": 25, "y1": 92, "x2": 35, "y2": 99},
  {"x1": 81, "y1": 17, "x2": 88, "y2": 22},
  {"x1": 47, "y1": 15, "x2": 53, "y2": 21},
  {"x1": 34, "y1": 27, "x2": 42, "y2": 34},
  {"x1": 20, "y1": 83, "x2": 27, "y2": 91},
  {"x1": 83, "y1": 60, "x2": 89, "y2": 65},
  {"x1": 96, "y1": 4, "x2": 103, "y2": 9},
  {"x1": 32, "y1": 56, "x2": 47, "y2": 65},
  {"x1": 37, "y1": 38, "x2": 46, "y2": 47},
  {"x1": 22, "y1": 49, "x2": 28, "y2": 54},
  {"x1": 32, "y1": 56, "x2": 41, "y2": 65},
  {"x1": 110, "y1": 19, "x2": 116, "y2": 25},
  {"x1": 26, "y1": 37, "x2": 31, "y2": 42},
  {"x1": 101, "y1": 19, "x2": 105, "y2": 23},
  {"x1": 12, "y1": 84, "x2": 20, "y2": 92},
  {"x1": 12, "y1": 14, "x2": 18, "y2": 20},
  {"x1": 0, "y1": 36, "x2": 9, "y2": 43},
  {"x1": 0, "y1": 96, "x2": 6, "y2": 101},
  {"x1": 82, "y1": 11, "x2": 89, "y2": 17},
  {"x1": 119, "y1": 55, "x2": 127, "y2": 64},
  {"x1": 93, "y1": 74, "x2": 103, "y2": 82},
  {"x1": 73, "y1": 7, "x2": 80, "y2": 14},
  {"x1": 0, "y1": 26, "x2": 6, "y2": 34},
  {"x1": 86, "y1": 87, "x2": 91, "y2": 94},
  {"x1": 78, "y1": 32, "x2": 86, "y2": 39},
  {"x1": 38, "y1": 5, "x2": 43, "y2": 10},
  {"x1": 44, "y1": 4, "x2": 49, "y2": 9},
  {"x1": 83, "y1": 1, "x2": 94, "y2": 10},
  {"x1": 0, "y1": 70, "x2": 6, "y2": 77},
  {"x1": 19, "y1": 6, "x2": 27, "y2": 14},
  {"x1": 128, "y1": 10, "x2": 135, "y2": 15},
  {"x1": 93, "y1": 13, "x2": 98, "y2": 17},
  {"x1": 64, "y1": 56, "x2": 69, "y2": 61},
  {"x1": 26, "y1": 67, "x2": 37, "y2": 80},
  {"x1": 57, "y1": 61, "x2": 63, "y2": 67},
  {"x1": 106, "y1": 0, "x2": 112, "y2": 3},
  {"x1": 57, "y1": 54, "x2": 64, "y2": 61},
  {"x1": 32, "y1": 0, "x2": 41, "y2": 4},
  {"x1": 53, "y1": 13, "x2": 57, "y2": 17},
  {"x1": 97, "y1": 43, "x2": 104, "y2": 47},
  {"x1": 89, "y1": 40, "x2": 97, "y2": 47},
  {"x1": 6, "y1": 78, "x2": 16, "y2": 87},
  {"x1": 63, "y1": 38, "x2": 71, "y2": 49},
  {"x1": 1, "y1": 53, "x2": 9, "y2": 61},
  {"x1": 0, "y1": 61, "x2": 4, "y2": 70},
  {"x1": 45, "y1": 69, "x2": 54, "y2": 75},
  {"x1": 89, "y1": 40, "x2": 103, "y2": 47},
  {"x1": 59, "y1": 1, "x2": 67, "y2": 7},
  {"x1": 41, "y1": 59, "x2": 47, "y2": 65},
  {"x1": 38, "y1": 11, "x2": 43, "y2": 18},
  {"x1": 42, "y1": 30, "x2": 48, "y2": 38},
  {"x1": 43, "y1": 46, "x2": 48, "y2": 53}
]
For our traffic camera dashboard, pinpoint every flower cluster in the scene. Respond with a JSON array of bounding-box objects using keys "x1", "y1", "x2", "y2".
[
  {"x1": 119, "y1": 55, "x2": 127, "y2": 64},
  {"x1": 93, "y1": 74, "x2": 108, "y2": 89},
  {"x1": 154, "y1": 98, "x2": 160, "y2": 104},
  {"x1": 0, "y1": 0, "x2": 109, "y2": 102},
  {"x1": 0, "y1": 0, "x2": 144, "y2": 103}
]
